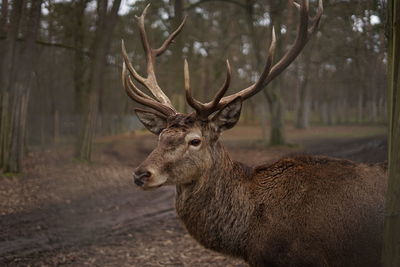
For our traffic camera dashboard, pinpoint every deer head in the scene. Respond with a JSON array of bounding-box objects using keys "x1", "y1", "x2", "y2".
[{"x1": 122, "y1": 1, "x2": 323, "y2": 190}]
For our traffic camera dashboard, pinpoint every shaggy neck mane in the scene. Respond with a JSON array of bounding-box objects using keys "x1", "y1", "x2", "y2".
[{"x1": 175, "y1": 141, "x2": 254, "y2": 257}]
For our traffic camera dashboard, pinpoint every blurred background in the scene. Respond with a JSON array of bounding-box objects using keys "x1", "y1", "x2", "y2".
[{"x1": 0, "y1": 0, "x2": 389, "y2": 266}]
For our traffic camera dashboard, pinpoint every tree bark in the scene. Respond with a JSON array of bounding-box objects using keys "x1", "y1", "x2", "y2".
[
  {"x1": 75, "y1": 0, "x2": 121, "y2": 161},
  {"x1": 0, "y1": 0, "x2": 8, "y2": 66},
  {"x1": 47, "y1": 0, "x2": 59, "y2": 144},
  {"x1": 382, "y1": 0, "x2": 400, "y2": 265},
  {"x1": 0, "y1": 0, "x2": 7, "y2": 36},
  {"x1": 4, "y1": 0, "x2": 43, "y2": 173},
  {"x1": 296, "y1": 46, "x2": 314, "y2": 129},
  {"x1": 72, "y1": 0, "x2": 90, "y2": 115},
  {"x1": 265, "y1": 84, "x2": 285, "y2": 145},
  {"x1": 357, "y1": 90, "x2": 363, "y2": 123},
  {"x1": 0, "y1": 0, "x2": 8, "y2": 64},
  {"x1": 0, "y1": 0, "x2": 23, "y2": 168}
]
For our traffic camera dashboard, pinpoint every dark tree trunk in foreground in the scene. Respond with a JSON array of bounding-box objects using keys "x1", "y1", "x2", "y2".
[
  {"x1": 382, "y1": 0, "x2": 400, "y2": 266},
  {"x1": 0, "y1": 0, "x2": 23, "y2": 167},
  {"x1": 75, "y1": 0, "x2": 121, "y2": 161},
  {"x1": 4, "y1": 0, "x2": 43, "y2": 173}
]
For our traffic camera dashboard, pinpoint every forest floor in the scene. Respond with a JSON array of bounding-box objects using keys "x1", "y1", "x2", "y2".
[{"x1": 0, "y1": 125, "x2": 387, "y2": 267}]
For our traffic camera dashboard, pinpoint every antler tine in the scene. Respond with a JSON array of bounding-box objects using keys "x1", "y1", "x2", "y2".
[
  {"x1": 239, "y1": 27, "x2": 276, "y2": 99},
  {"x1": 133, "y1": 4, "x2": 174, "y2": 106},
  {"x1": 122, "y1": 5, "x2": 189, "y2": 114},
  {"x1": 122, "y1": 40, "x2": 171, "y2": 112},
  {"x1": 121, "y1": 40, "x2": 146, "y2": 86},
  {"x1": 215, "y1": 0, "x2": 322, "y2": 109},
  {"x1": 155, "y1": 16, "x2": 187, "y2": 57},
  {"x1": 135, "y1": 4, "x2": 153, "y2": 70},
  {"x1": 184, "y1": 59, "x2": 232, "y2": 118},
  {"x1": 184, "y1": 59, "x2": 205, "y2": 114},
  {"x1": 265, "y1": 0, "x2": 323, "y2": 82},
  {"x1": 122, "y1": 63, "x2": 176, "y2": 116},
  {"x1": 212, "y1": 27, "x2": 276, "y2": 107},
  {"x1": 209, "y1": 60, "x2": 232, "y2": 107}
]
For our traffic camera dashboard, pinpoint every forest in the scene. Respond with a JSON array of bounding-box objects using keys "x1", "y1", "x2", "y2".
[
  {"x1": 0, "y1": 0, "x2": 387, "y2": 170},
  {"x1": 1, "y1": 0, "x2": 399, "y2": 266}
]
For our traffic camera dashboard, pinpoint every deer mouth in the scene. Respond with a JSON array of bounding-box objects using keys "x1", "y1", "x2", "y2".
[{"x1": 137, "y1": 176, "x2": 168, "y2": 190}]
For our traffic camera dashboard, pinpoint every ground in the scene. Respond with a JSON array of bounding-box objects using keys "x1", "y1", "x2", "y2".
[{"x1": 0, "y1": 125, "x2": 387, "y2": 267}]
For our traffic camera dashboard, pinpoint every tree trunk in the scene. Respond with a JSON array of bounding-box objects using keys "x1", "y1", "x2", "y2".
[
  {"x1": 320, "y1": 102, "x2": 328, "y2": 125},
  {"x1": 0, "y1": 0, "x2": 7, "y2": 36},
  {"x1": 0, "y1": 0, "x2": 23, "y2": 91},
  {"x1": 382, "y1": 0, "x2": 400, "y2": 265},
  {"x1": 0, "y1": 0, "x2": 24, "y2": 165},
  {"x1": 0, "y1": 0, "x2": 8, "y2": 67},
  {"x1": 296, "y1": 47, "x2": 313, "y2": 129},
  {"x1": 47, "y1": 0, "x2": 58, "y2": 144},
  {"x1": 245, "y1": 0, "x2": 287, "y2": 145},
  {"x1": 75, "y1": 0, "x2": 121, "y2": 161},
  {"x1": 296, "y1": 72, "x2": 311, "y2": 129},
  {"x1": 4, "y1": 0, "x2": 43, "y2": 173},
  {"x1": 265, "y1": 86, "x2": 285, "y2": 145},
  {"x1": 357, "y1": 90, "x2": 363, "y2": 123},
  {"x1": 72, "y1": 0, "x2": 90, "y2": 115}
]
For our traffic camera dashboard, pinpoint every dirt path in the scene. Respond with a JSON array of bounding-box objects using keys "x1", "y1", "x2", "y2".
[{"x1": 0, "y1": 127, "x2": 387, "y2": 266}]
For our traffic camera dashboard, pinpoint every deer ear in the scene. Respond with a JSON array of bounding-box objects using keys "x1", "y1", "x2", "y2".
[
  {"x1": 210, "y1": 97, "x2": 242, "y2": 132},
  {"x1": 135, "y1": 108, "x2": 167, "y2": 135}
]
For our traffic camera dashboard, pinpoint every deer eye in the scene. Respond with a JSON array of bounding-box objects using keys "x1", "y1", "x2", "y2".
[{"x1": 189, "y1": 139, "x2": 201, "y2": 147}]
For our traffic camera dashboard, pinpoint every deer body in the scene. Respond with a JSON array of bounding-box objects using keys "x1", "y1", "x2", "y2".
[
  {"x1": 175, "y1": 143, "x2": 386, "y2": 266},
  {"x1": 120, "y1": 1, "x2": 386, "y2": 266}
]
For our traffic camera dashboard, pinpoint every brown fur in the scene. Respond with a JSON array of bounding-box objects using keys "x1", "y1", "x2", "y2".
[{"x1": 134, "y1": 113, "x2": 387, "y2": 267}]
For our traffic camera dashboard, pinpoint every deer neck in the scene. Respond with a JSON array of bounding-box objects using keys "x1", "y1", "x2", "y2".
[{"x1": 175, "y1": 142, "x2": 254, "y2": 256}]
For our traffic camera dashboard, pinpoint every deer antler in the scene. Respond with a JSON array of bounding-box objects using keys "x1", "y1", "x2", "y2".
[
  {"x1": 184, "y1": 59, "x2": 232, "y2": 119},
  {"x1": 121, "y1": 4, "x2": 186, "y2": 116},
  {"x1": 184, "y1": 0, "x2": 323, "y2": 118}
]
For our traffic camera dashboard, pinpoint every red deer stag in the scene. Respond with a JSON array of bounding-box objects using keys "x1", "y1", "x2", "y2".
[{"x1": 121, "y1": 1, "x2": 387, "y2": 266}]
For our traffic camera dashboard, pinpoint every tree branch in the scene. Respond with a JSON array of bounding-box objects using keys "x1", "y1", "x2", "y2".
[
  {"x1": 185, "y1": 0, "x2": 246, "y2": 11},
  {"x1": 0, "y1": 36, "x2": 91, "y2": 56}
]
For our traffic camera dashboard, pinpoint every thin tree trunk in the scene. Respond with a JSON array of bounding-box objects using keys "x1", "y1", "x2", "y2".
[
  {"x1": 73, "y1": 0, "x2": 89, "y2": 115},
  {"x1": 296, "y1": 46, "x2": 313, "y2": 129},
  {"x1": 357, "y1": 90, "x2": 363, "y2": 123},
  {"x1": 47, "y1": 0, "x2": 58, "y2": 143},
  {"x1": 265, "y1": 85, "x2": 285, "y2": 145},
  {"x1": 382, "y1": 0, "x2": 400, "y2": 265},
  {"x1": 296, "y1": 70, "x2": 311, "y2": 128},
  {"x1": 327, "y1": 102, "x2": 336, "y2": 125}
]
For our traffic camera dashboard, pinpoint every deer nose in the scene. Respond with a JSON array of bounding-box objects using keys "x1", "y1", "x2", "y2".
[{"x1": 133, "y1": 169, "x2": 152, "y2": 187}]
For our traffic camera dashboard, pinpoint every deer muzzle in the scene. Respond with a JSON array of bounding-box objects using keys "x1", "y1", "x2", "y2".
[{"x1": 133, "y1": 168, "x2": 152, "y2": 187}]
